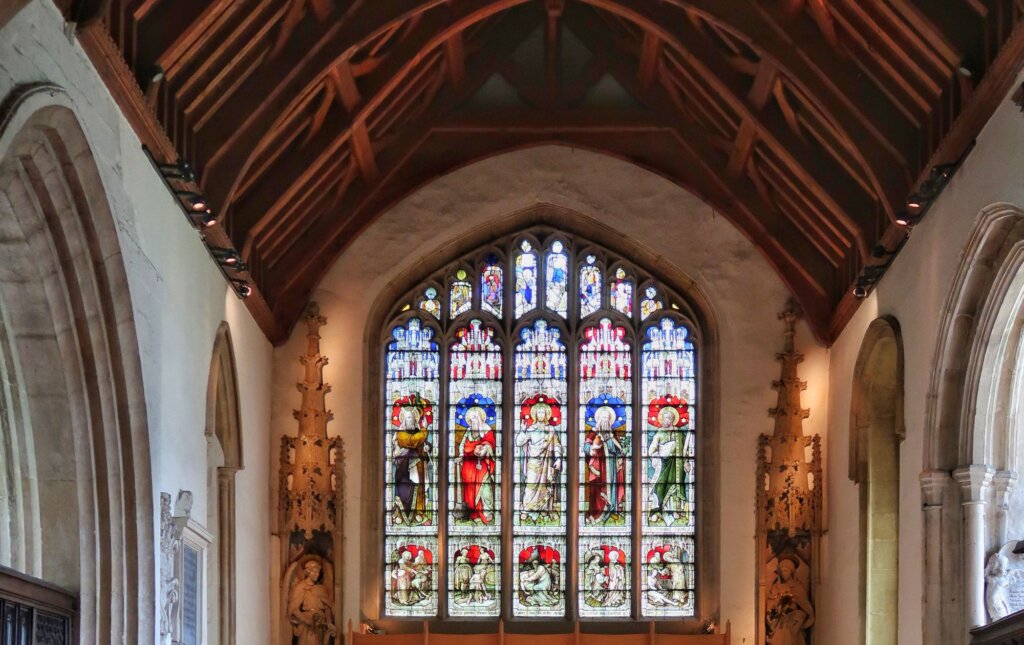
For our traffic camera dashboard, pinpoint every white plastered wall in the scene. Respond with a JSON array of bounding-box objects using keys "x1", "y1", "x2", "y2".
[
  {"x1": 0, "y1": 2, "x2": 274, "y2": 643},
  {"x1": 819, "y1": 72, "x2": 1024, "y2": 644},
  {"x1": 270, "y1": 145, "x2": 830, "y2": 642}
]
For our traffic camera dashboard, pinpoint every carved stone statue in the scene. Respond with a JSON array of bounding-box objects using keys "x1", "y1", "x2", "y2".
[
  {"x1": 288, "y1": 558, "x2": 336, "y2": 645},
  {"x1": 987, "y1": 554, "x2": 1012, "y2": 621},
  {"x1": 159, "y1": 490, "x2": 192, "y2": 645},
  {"x1": 986, "y1": 541, "x2": 1024, "y2": 622},
  {"x1": 766, "y1": 556, "x2": 814, "y2": 645},
  {"x1": 756, "y1": 307, "x2": 822, "y2": 645},
  {"x1": 279, "y1": 303, "x2": 344, "y2": 644}
]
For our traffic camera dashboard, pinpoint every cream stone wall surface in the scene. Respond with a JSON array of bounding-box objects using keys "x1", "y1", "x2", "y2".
[
  {"x1": 0, "y1": 2, "x2": 275, "y2": 643},
  {"x1": 819, "y1": 70, "x2": 1024, "y2": 645},
  {"x1": 271, "y1": 145, "x2": 830, "y2": 641}
]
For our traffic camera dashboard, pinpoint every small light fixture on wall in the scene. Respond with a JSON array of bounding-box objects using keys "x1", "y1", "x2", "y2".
[
  {"x1": 156, "y1": 159, "x2": 196, "y2": 183},
  {"x1": 230, "y1": 279, "x2": 252, "y2": 298},
  {"x1": 211, "y1": 247, "x2": 245, "y2": 271},
  {"x1": 175, "y1": 190, "x2": 208, "y2": 213},
  {"x1": 897, "y1": 160, "x2": 963, "y2": 228}
]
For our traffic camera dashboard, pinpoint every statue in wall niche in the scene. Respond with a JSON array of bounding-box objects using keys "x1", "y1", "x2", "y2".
[
  {"x1": 755, "y1": 307, "x2": 822, "y2": 645},
  {"x1": 985, "y1": 541, "x2": 1024, "y2": 621},
  {"x1": 766, "y1": 555, "x2": 815, "y2": 645},
  {"x1": 279, "y1": 303, "x2": 344, "y2": 645},
  {"x1": 288, "y1": 557, "x2": 336, "y2": 645}
]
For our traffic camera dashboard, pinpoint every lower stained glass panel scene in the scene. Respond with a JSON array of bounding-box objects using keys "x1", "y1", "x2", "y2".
[
  {"x1": 640, "y1": 537, "x2": 696, "y2": 617},
  {"x1": 578, "y1": 536, "x2": 632, "y2": 618},
  {"x1": 448, "y1": 538, "x2": 501, "y2": 617},
  {"x1": 385, "y1": 536, "x2": 439, "y2": 617},
  {"x1": 513, "y1": 538, "x2": 566, "y2": 617}
]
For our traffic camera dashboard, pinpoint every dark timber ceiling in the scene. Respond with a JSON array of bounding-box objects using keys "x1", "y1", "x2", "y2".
[{"x1": 65, "y1": 0, "x2": 1024, "y2": 343}]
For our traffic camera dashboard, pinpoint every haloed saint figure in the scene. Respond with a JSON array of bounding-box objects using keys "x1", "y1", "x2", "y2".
[
  {"x1": 392, "y1": 402, "x2": 432, "y2": 526},
  {"x1": 584, "y1": 403, "x2": 628, "y2": 525},
  {"x1": 455, "y1": 403, "x2": 497, "y2": 524},
  {"x1": 646, "y1": 396, "x2": 694, "y2": 528},
  {"x1": 516, "y1": 396, "x2": 564, "y2": 524}
]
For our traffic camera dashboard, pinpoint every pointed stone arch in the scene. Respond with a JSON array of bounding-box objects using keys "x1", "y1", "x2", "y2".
[
  {"x1": 849, "y1": 316, "x2": 904, "y2": 645},
  {"x1": 0, "y1": 82, "x2": 154, "y2": 643},
  {"x1": 205, "y1": 321, "x2": 244, "y2": 645},
  {"x1": 359, "y1": 203, "x2": 722, "y2": 628},
  {"x1": 922, "y1": 203, "x2": 1024, "y2": 643}
]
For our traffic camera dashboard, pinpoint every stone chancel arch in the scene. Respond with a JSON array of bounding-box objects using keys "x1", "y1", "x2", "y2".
[
  {"x1": 922, "y1": 203, "x2": 1024, "y2": 643},
  {"x1": 0, "y1": 84, "x2": 154, "y2": 644}
]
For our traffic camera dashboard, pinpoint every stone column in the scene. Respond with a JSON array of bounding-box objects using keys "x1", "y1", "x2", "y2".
[
  {"x1": 920, "y1": 470, "x2": 950, "y2": 645},
  {"x1": 953, "y1": 465, "x2": 994, "y2": 630},
  {"x1": 992, "y1": 470, "x2": 1018, "y2": 546}
]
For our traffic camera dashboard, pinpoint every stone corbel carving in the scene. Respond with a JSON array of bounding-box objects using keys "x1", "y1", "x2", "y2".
[
  {"x1": 159, "y1": 490, "x2": 193, "y2": 645},
  {"x1": 986, "y1": 541, "x2": 1024, "y2": 622},
  {"x1": 756, "y1": 307, "x2": 822, "y2": 645}
]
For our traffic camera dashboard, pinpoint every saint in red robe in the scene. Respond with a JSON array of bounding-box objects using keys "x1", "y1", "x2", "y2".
[{"x1": 460, "y1": 430, "x2": 496, "y2": 523}]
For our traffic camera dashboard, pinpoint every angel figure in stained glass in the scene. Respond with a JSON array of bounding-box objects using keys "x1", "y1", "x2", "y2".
[
  {"x1": 455, "y1": 397, "x2": 497, "y2": 524},
  {"x1": 391, "y1": 398, "x2": 433, "y2": 526},
  {"x1": 584, "y1": 398, "x2": 628, "y2": 524},
  {"x1": 516, "y1": 395, "x2": 563, "y2": 524}
]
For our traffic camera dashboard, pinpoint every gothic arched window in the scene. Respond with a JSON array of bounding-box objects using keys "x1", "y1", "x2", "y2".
[{"x1": 383, "y1": 229, "x2": 698, "y2": 620}]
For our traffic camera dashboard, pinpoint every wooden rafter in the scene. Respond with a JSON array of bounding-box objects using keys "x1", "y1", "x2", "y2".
[{"x1": 78, "y1": 0, "x2": 1024, "y2": 343}]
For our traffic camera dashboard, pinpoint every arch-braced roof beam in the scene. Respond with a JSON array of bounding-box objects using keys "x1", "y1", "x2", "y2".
[
  {"x1": 606, "y1": 0, "x2": 915, "y2": 220},
  {"x1": 199, "y1": 0, "x2": 529, "y2": 214},
  {"x1": 232, "y1": 5, "x2": 547, "y2": 271},
  {"x1": 260, "y1": 80, "x2": 837, "y2": 343},
  {"x1": 573, "y1": 2, "x2": 875, "y2": 262}
]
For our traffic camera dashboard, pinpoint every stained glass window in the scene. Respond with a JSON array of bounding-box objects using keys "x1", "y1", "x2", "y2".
[
  {"x1": 384, "y1": 231, "x2": 699, "y2": 621},
  {"x1": 420, "y1": 287, "x2": 441, "y2": 319},
  {"x1": 640, "y1": 318, "x2": 695, "y2": 617},
  {"x1": 515, "y1": 241, "x2": 538, "y2": 318},
  {"x1": 580, "y1": 256, "x2": 602, "y2": 319},
  {"x1": 513, "y1": 320, "x2": 567, "y2": 616},
  {"x1": 611, "y1": 268, "x2": 634, "y2": 318},
  {"x1": 640, "y1": 286, "x2": 663, "y2": 321},
  {"x1": 545, "y1": 241, "x2": 569, "y2": 318},
  {"x1": 481, "y1": 257, "x2": 503, "y2": 318},
  {"x1": 448, "y1": 320, "x2": 502, "y2": 616},
  {"x1": 451, "y1": 270, "x2": 472, "y2": 319},
  {"x1": 578, "y1": 319, "x2": 632, "y2": 617},
  {"x1": 384, "y1": 319, "x2": 441, "y2": 616}
]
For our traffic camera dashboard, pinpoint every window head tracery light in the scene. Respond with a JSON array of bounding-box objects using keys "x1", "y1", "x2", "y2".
[{"x1": 383, "y1": 229, "x2": 699, "y2": 621}]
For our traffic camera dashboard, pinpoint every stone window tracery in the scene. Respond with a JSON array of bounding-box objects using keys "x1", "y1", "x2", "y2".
[{"x1": 382, "y1": 229, "x2": 699, "y2": 620}]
